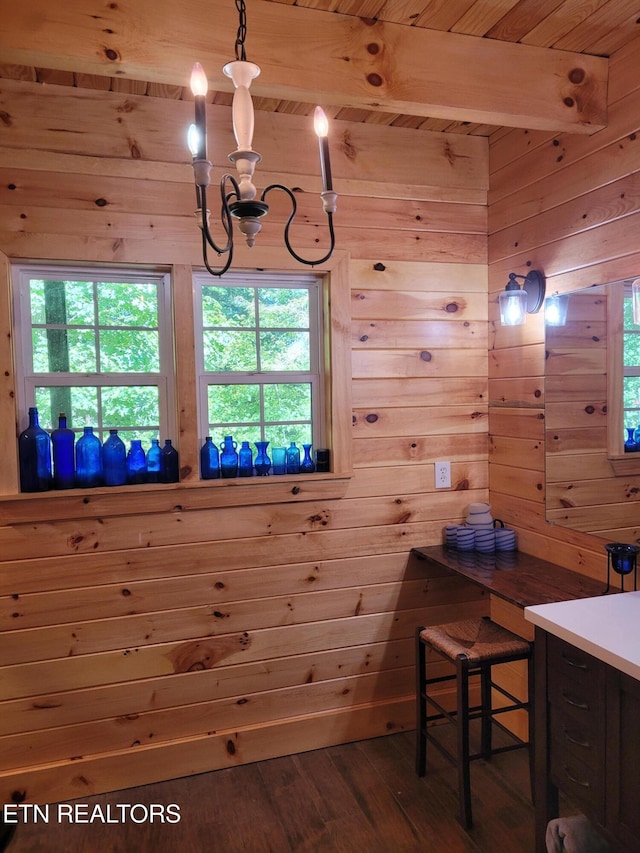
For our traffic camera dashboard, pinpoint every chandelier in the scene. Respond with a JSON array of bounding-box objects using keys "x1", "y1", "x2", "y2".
[{"x1": 188, "y1": 0, "x2": 338, "y2": 277}]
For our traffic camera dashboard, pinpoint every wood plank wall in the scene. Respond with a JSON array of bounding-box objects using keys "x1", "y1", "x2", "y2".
[
  {"x1": 488, "y1": 34, "x2": 640, "y2": 580},
  {"x1": 0, "y1": 78, "x2": 490, "y2": 803}
]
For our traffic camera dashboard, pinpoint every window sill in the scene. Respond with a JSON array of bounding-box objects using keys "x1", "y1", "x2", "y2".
[
  {"x1": 609, "y1": 455, "x2": 640, "y2": 476},
  {"x1": 0, "y1": 473, "x2": 352, "y2": 523}
]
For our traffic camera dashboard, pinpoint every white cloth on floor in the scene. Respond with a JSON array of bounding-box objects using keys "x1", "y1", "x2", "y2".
[{"x1": 545, "y1": 815, "x2": 610, "y2": 853}]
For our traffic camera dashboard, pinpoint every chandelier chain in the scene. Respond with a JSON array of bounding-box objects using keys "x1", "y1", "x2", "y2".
[{"x1": 235, "y1": 0, "x2": 247, "y2": 61}]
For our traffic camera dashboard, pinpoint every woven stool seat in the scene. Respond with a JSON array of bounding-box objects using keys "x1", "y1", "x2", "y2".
[
  {"x1": 416, "y1": 616, "x2": 533, "y2": 829},
  {"x1": 419, "y1": 617, "x2": 531, "y2": 665}
]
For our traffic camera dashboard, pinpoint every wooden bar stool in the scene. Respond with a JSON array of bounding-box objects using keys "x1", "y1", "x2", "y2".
[{"x1": 415, "y1": 617, "x2": 533, "y2": 829}]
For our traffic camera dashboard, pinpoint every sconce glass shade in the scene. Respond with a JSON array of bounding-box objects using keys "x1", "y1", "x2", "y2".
[
  {"x1": 499, "y1": 287, "x2": 528, "y2": 326},
  {"x1": 545, "y1": 293, "x2": 569, "y2": 327},
  {"x1": 632, "y1": 278, "x2": 640, "y2": 325},
  {"x1": 499, "y1": 270, "x2": 546, "y2": 326}
]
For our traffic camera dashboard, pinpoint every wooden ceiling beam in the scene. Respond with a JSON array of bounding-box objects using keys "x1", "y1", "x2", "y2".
[{"x1": 0, "y1": 0, "x2": 608, "y2": 134}]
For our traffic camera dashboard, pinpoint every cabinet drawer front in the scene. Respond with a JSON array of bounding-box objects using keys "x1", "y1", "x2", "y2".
[
  {"x1": 550, "y1": 751, "x2": 604, "y2": 822},
  {"x1": 548, "y1": 676, "x2": 604, "y2": 724},
  {"x1": 547, "y1": 635, "x2": 605, "y2": 689},
  {"x1": 550, "y1": 715, "x2": 601, "y2": 771}
]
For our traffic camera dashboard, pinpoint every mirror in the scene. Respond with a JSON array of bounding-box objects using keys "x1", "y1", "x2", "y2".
[{"x1": 545, "y1": 280, "x2": 640, "y2": 546}]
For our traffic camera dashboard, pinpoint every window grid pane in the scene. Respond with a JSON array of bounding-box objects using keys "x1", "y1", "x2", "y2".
[
  {"x1": 623, "y1": 290, "x2": 640, "y2": 440},
  {"x1": 195, "y1": 272, "x2": 323, "y2": 450},
  {"x1": 15, "y1": 265, "x2": 174, "y2": 444}
]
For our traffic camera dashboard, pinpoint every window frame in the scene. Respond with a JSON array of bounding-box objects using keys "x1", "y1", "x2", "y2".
[
  {"x1": 11, "y1": 263, "x2": 175, "y2": 442},
  {"x1": 0, "y1": 251, "x2": 352, "y2": 513},
  {"x1": 192, "y1": 270, "x2": 326, "y2": 449},
  {"x1": 607, "y1": 283, "x2": 640, "y2": 474}
]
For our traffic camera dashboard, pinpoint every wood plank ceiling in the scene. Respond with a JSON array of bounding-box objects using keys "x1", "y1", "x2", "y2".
[{"x1": 1, "y1": 0, "x2": 639, "y2": 135}]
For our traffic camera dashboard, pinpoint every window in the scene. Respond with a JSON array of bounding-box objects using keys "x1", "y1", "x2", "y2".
[
  {"x1": 623, "y1": 283, "x2": 640, "y2": 434},
  {"x1": 12, "y1": 264, "x2": 174, "y2": 442},
  {"x1": 5, "y1": 255, "x2": 351, "y2": 499},
  {"x1": 193, "y1": 271, "x2": 325, "y2": 449}
]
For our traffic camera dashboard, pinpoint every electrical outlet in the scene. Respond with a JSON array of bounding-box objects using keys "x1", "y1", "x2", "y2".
[{"x1": 435, "y1": 460, "x2": 451, "y2": 489}]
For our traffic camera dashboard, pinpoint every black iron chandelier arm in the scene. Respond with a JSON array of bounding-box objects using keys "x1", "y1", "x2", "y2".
[
  {"x1": 196, "y1": 176, "x2": 240, "y2": 276},
  {"x1": 261, "y1": 183, "x2": 336, "y2": 268},
  {"x1": 200, "y1": 223, "x2": 234, "y2": 277},
  {"x1": 196, "y1": 175, "x2": 240, "y2": 250}
]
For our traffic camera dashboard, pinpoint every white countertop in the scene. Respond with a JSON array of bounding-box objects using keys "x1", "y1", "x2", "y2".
[{"x1": 525, "y1": 590, "x2": 640, "y2": 681}]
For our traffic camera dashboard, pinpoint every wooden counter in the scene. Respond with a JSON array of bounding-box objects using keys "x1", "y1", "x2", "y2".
[{"x1": 411, "y1": 545, "x2": 607, "y2": 609}]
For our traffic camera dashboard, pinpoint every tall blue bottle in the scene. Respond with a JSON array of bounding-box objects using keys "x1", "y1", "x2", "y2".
[
  {"x1": 146, "y1": 438, "x2": 161, "y2": 483},
  {"x1": 51, "y1": 412, "x2": 75, "y2": 489},
  {"x1": 200, "y1": 437, "x2": 220, "y2": 480},
  {"x1": 127, "y1": 439, "x2": 148, "y2": 484},
  {"x1": 18, "y1": 406, "x2": 52, "y2": 492},
  {"x1": 102, "y1": 429, "x2": 126, "y2": 486},
  {"x1": 75, "y1": 426, "x2": 103, "y2": 488},
  {"x1": 160, "y1": 439, "x2": 179, "y2": 483}
]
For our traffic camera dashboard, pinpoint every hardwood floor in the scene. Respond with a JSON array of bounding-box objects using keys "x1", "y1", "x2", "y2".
[{"x1": 5, "y1": 730, "x2": 535, "y2": 852}]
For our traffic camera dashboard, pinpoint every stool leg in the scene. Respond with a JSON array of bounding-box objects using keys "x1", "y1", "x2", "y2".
[
  {"x1": 415, "y1": 628, "x2": 427, "y2": 777},
  {"x1": 480, "y1": 662, "x2": 492, "y2": 760},
  {"x1": 457, "y1": 659, "x2": 473, "y2": 829},
  {"x1": 527, "y1": 650, "x2": 535, "y2": 804}
]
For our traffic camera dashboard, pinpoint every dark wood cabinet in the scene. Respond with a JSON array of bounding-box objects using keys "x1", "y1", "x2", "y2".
[
  {"x1": 605, "y1": 667, "x2": 640, "y2": 850},
  {"x1": 547, "y1": 635, "x2": 606, "y2": 825},
  {"x1": 535, "y1": 628, "x2": 640, "y2": 853}
]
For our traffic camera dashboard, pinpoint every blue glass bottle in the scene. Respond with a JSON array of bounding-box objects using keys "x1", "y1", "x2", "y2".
[
  {"x1": 160, "y1": 439, "x2": 179, "y2": 483},
  {"x1": 625, "y1": 427, "x2": 638, "y2": 452},
  {"x1": 286, "y1": 441, "x2": 300, "y2": 474},
  {"x1": 220, "y1": 435, "x2": 238, "y2": 478},
  {"x1": 146, "y1": 438, "x2": 161, "y2": 483},
  {"x1": 127, "y1": 439, "x2": 148, "y2": 484},
  {"x1": 102, "y1": 429, "x2": 126, "y2": 486},
  {"x1": 18, "y1": 406, "x2": 52, "y2": 492},
  {"x1": 51, "y1": 412, "x2": 75, "y2": 489},
  {"x1": 200, "y1": 437, "x2": 220, "y2": 480},
  {"x1": 254, "y1": 441, "x2": 271, "y2": 475},
  {"x1": 75, "y1": 426, "x2": 103, "y2": 488},
  {"x1": 238, "y1": 440, "x2": 254, "y2": 477},
  {"x1": 300, "y1": 443, "x2": 315, "y2": 474}
]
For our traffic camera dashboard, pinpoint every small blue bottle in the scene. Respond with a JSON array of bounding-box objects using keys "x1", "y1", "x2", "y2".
[
  {"x1": 220, "y1": 435, "x2": 238, "y2": 478},
  {"x1": 286, "y1": 441, "x2": 300, "y2": 474},
  {"x1": 200, "y1": 437, "x2": 220, "y2": 479},
  {"x1": 127, "y1": 439, "x2": 148, "y2": 484},
  {"x1": 300, "y1": 443, "x2": 315, "y2": 474},
  {"x1": 102, "y1": 429, "x2": 126, "y2": 486},
  {"x1": 160, "y1": 439, "x2": 179, "y2": 483},
  {"x1": 75, "y1": 426, "x2": 103, "y2": 488},
  {"x1": 51, "y1": 412, "x2": 75, "y2": 489},
  {"x1": 146, "y1": 438, "x2": 161, "y2": 483},
  {"x1": 238, "y1": 440, "x2": 254, "y2": 477},
  {"x1": 254, "y1": 441, "x2": 271, "y2": 476}
]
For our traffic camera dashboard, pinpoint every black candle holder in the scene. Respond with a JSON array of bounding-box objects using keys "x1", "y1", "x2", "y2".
[{"x1": 605, "y1": 542, "x2": 640, "y2": 593}]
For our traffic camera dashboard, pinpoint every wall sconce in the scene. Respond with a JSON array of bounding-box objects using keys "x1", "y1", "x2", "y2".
[
  {"x1": 605, "y1": 542, "x2": 640, "y2": 593},
  {"x1": 499, "y1": 270, "x2": 546, "y2": 326},
  {"x1": 545, "y1": 293, "x2": 569, "y2": 327}
]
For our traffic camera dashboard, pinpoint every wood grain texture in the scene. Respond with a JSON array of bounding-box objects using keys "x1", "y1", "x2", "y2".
[
  {"x1": 488, "y1": 35, "x2": 640, "y2": 597},
  {"x1": 0, "y1": 47, "x2": 492, "y2": 800},
  {"x1": 2, "y1": 0, "x2": 638, "y2": 810},
  {"x1": 0, "y1": 0, "x2": 608, "y2": 133}
]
